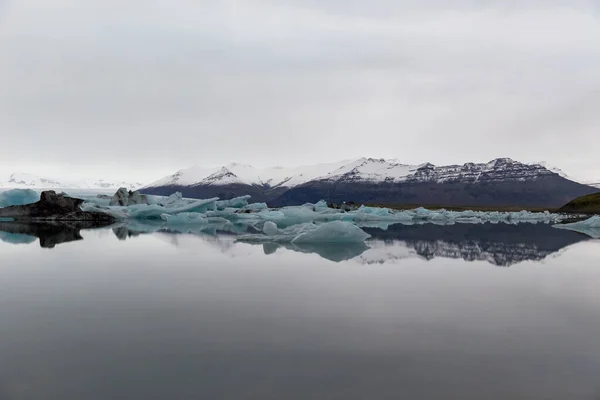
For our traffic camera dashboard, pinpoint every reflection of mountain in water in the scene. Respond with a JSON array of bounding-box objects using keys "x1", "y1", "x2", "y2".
[{"x1": 361, "y1": 223, "x2": 589, "y2": 266}]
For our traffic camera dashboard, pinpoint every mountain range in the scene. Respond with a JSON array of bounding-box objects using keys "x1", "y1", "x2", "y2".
[
  {"x1": 141, "y1": 158, "x2": 600, "y2": 208},
  {"x1": 0, "y1": 173, "x2": 142, "y2": 191}
]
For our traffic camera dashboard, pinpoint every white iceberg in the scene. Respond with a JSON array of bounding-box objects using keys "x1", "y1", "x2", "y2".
[
  {"x1": 160, "y1": 213, "x2": 230, "y2": 226},
  {"x1": 216, "y1": 195, "x2": 252, "y2": 210},
  {"x1": 81, "y1": 197, "x2": 219, "y2": 220},
  {"x1": 79, "y1": 190, "x2": 567, "y2": 231}
]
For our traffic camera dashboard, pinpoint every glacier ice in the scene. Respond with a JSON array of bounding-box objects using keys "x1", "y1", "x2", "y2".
[
  {"x1": 216, "y1": 195, "x2": 252, "y2": 210},
  {"x1": 75, "y1": 190, "x2": 571, "y2": 245},
  {"x1": 553, "y1": 216, "x2": 600, "y2": 239},
  {"x1": 0, "y1": 189, "x2": 40, "y2": 208},
  {"x1": 81, "y1": 197, "x2": 219, "y2": 220}
]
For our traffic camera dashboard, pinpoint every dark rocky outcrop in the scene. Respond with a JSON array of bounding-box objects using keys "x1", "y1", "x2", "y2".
[
  {"x1": 142, "y1": 158, "x2": 599, "y2": 208},
  {"x1": 143, "y1": 174, "x2": 598, "y2": 209},
  {"x1": 0, "y1": 191, "x2": 115, "y2": 222},
  {"x1": 109, "y1": 187, "x2": 150, "y2": 206}
]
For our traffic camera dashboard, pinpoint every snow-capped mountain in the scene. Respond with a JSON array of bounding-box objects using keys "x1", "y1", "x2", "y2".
[
  {"x1": 317, "y1": 157, "x2": 558, "y2": 184},
  {"x1": 146, "y1": 158, "x2": 589, "y2": 189},
  {"x1": 0, "y1": 173, "x2": 143, "y2": 190},
  {"x1": 142, "y1": 157, "x2": 599, "y2": 208},
  {"x1": 144, "y1": 159, "x2": 353, "y2": 189}
]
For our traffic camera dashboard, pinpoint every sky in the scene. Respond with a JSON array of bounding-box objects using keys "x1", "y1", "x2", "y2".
[{"x1": 1, "y1": 0, "x2": 599, "y2": 183}]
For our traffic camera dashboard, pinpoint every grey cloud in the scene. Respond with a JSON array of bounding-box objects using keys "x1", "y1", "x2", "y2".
[{"x1": 0, "y1": 0, "x2": 599, "y2": 182}]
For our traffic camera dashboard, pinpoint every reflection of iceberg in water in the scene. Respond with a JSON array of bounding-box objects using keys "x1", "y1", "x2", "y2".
[
  {"x1": 109, "y1": 220, "x2": 258, "y2": 241},
  {"x1": 553, "y1": 216, "x2": 600, "y2": 239},
  {"x1": 360, "y1": 223, "x2": 590, "y2": 267},
  {"x1": 0, "y1": 219, "x2": 591, "y2": 266},
  {"x1": 0, "y1": 231, "x2": 37, "y2": 245},
  {"x1": 262, "y1": 242, "x2": 370, "y2": 263}
]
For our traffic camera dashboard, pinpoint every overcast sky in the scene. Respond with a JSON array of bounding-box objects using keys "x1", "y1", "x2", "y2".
[{"x1": 1, "y1": 0, "x2": 599, "y2": 183}]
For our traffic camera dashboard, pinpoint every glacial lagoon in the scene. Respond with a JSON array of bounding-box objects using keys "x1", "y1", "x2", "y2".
[{"x1": 1, "y1": 219, "x2": 599, "y2": 399}]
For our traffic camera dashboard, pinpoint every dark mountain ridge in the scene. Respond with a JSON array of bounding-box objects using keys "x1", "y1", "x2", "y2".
[{"x1": 141, "y1": 158, "x2": 598, "y2": 208}]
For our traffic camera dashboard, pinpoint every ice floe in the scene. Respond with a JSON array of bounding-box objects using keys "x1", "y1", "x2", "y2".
[{"x1": 43, "y1": 190, "x2": 577, "y2": 243}]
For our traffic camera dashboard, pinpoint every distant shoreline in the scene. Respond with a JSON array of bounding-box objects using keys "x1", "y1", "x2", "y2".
[{"x1": 363, "y1": 203, "x2": 597, "y2": 216}]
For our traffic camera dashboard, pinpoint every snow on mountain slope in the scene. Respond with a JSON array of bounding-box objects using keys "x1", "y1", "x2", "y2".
[
  {"x1": 199, "y1": 167, "x2": 244, "y2": 186},
  {"x1": 317, "y1": 158, "x2": 423, "y2": 183},
  {"x1": 145, "y1": 157, "x2": 598, "y2": 191},
  {"x1": 0, "y1": 173, "x2": 143, "y2": 190},
  {"x1": 534, "y1": 162, "x2": 599, "y2": 189},
  {"x1": 144, "y1": 160, "x2": 354, "y2": 189},
  {"x1": 534, "y1": 161, "x2": 574, "y2": 180},
  {"x1": 3, "y1": 173, "x2": 63, "y2": 188},
  {"x1": 315, "y1": 157, "x2": 558, "y2": 184}
]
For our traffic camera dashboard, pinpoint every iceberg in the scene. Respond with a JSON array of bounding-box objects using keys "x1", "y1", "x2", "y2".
[
  {"x1": 81, "y1": 197, "x2": 219, "y2": 220},
  {"x1": 237, "y1": 221, "x2": 371, "y2": 244},
  {"x1": 553, "y1": 216, "x2": 600, "y2": 239},
  {"x1": 160, "y1": 213, "x2": 230, "y2": 226},
  {"x1": 242, "y1": 202, "x2": 269, "y2": 211},
  {"x1": 216, "y1": 195, "x2": 252, "y2": 210},
  {"x1": 79, "y1": 189, "x2": 567, "y2": 235},
  {"x1": 0, "y1": 189, "x2": 40, "y2": 208}
]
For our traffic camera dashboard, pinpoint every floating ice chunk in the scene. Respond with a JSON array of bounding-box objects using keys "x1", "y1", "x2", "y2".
[
  {"x1": 161, "y1": 212, "x2": 230, "y2": 225},
  {"x1": 315, "y1": 200, "x2": 329, "y2": 208},
  {"x1": 553, "y1": 216, "x2": 600, "y2": 238},
  {"x1": 242, "y1": 202, "x2": 268, "y2": 211},
  {"x1": 127, "y1": 198, "x2": 219, "y2": 219},
  {"x1": 161, "y1": 192, "x2": 184, "y2": 206},
  {"x1": 0, "y1": 189, "x2": 40, "y2": 208},
  {"x1": 81, "y1": 197, "x2": 219, "y2": 220},
  {"x1": 216, "y1": 196, "x2": 252, "y2": 210},
  {"x1": 262, "y1": 221, "x2": 280, "y2": 236},
  {"x1": 238, "y1": 221, "x2": 370, "y2": 244},
  {"x1": 455, "y1": 216, "x2": 482, "y2": 224},
  {"x1": 79, "y1": 203, "x2": 129, "y2": 219},
  {"x1": 352, "y1": 206, "x2": 413, "y2": 222},
  {"x1": 277, "y1": 206, "x2": 322, "y2": 227}
]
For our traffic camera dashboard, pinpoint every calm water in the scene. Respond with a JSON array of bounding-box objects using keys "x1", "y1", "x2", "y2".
[{"x1": 0, "y1": 222, "x2": 599, "y2": 399}]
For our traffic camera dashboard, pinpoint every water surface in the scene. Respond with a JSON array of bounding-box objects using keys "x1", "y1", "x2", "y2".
[{"x1": 0, "y1": 223, "x2": 599, "y2": 399}]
